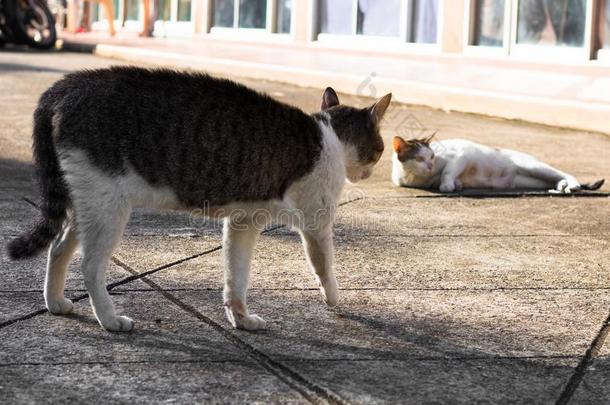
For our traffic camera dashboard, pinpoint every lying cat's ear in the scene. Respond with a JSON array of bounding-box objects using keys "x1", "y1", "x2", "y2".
[
  {"x1": 392, "y1": 136, "x2": 408, "y2": 153},
  {"x1": 368, "y1": 93, "x2": 392, "y2": 126},
  {"x1": 422, "y1": 131, "x2": 437, "y2": 145},
  {"x1": 321, "y1": 87, "x2": 340, "y2": 110}
]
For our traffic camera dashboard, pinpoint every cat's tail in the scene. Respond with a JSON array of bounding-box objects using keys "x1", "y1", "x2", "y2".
[
  {"x1": 579, "y1": 179, "x2": 605, "y2": 191},
  {"x1": 7, "y1": 104, "x2": 69, "y2": 260}
]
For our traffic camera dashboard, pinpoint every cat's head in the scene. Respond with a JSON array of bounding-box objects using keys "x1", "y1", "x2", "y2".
[
  {"x1": 320, "y1": 88, "x2": 391, "y2": 183},
  {"x1": 392, "y1": 135, "x2": 436, "y2": 177}
]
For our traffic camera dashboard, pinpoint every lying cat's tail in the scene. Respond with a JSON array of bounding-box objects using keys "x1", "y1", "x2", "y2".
[
  {"x1": 579, "y1": 179, "x2": 605, "y2": 191},
  {"x1": 7, "y1": 103, "x2": 69, "y2": 260}
]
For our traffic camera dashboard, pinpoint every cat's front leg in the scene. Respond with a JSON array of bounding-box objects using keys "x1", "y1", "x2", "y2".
[
  {"x1": 439, "y1": 179, "x2": 457, "y2": 193},
  {"x1": 300, "y1": 226, "x2": 338, "y2": 307},
  {"x1": 222, "y1": 217, "x2": 266, "y2": 330},
  {"x1": 439, "y1": 159, "x2": 467, "y2": 193}
]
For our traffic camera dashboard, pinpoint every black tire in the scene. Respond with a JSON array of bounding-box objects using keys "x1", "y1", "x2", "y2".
[{"x1": 11, "y1": 0, "x2": 56, "y2": 49}]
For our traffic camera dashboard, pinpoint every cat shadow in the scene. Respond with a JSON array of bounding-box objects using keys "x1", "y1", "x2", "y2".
[
  {"x1": 0, "y1": 61, "x2": 72, "y2": 75},
  {"x1": 0, "y1": 158, "x2": 36, "y2": 195},
  {"x1": 263, "y1": 307, "x2": 565, "y2": 368},
  {"x1": 63, "y1": 309, "x2": 240, "y2": 359},
  {"x1": 407, "y1": 186, "x2": 610, "y2": 199},
  {"x1": 64, "y1": 312, "x2": 99, "y2": 326}
]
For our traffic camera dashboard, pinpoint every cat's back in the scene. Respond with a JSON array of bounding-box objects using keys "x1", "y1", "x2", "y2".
[
  {"x1": 434, "y1": 139, "x2": 488, "y2": 154},
  {"x1": 47, "y1": 66, "x2": 280, "y2": 112},
  {"x1": 44, "y1": 67, "x2": 324, "y2": 207}
]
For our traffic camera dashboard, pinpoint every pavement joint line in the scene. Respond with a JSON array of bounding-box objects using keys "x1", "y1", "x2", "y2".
[
  {"x1": 5, "y1": 286, "x2": 610, "y2": 294},
  {"x1": 270, "y1": 233, "x2": 609, "y2": 238},
  {"x1": 115, "y1": 233, "x2": 610, "y2": 238},
  {"x1": 0, "y1": 354, "x2": 582, "y2": 368},
  {"x1": 111, "y1": 256, "x2": 350, "y2": 405},
  {"x1": 275, "y1": 355, "x2": 582, "y2": 363},
  {"x1": 555, "y1": 310, "x2": 610, "y2": 405},
  {"x1": 0, "y1": 359, "x2": 251, "y2": 367},
  {"x1": 5, "y1": 233, "x2": 609, "y2": 239}
]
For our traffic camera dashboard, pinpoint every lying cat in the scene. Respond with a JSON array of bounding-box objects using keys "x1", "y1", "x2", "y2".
[
  {"x1": 392, "y1": 136, "x2": 604, "y2": 193},
  {"x1": 7, "y1": 67, "x2": 390, "y2": 332}
]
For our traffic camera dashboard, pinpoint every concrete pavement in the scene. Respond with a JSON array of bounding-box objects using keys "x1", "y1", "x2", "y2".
[{"x1": 0, "y1": 50, "x2": 609, "y2": 404}]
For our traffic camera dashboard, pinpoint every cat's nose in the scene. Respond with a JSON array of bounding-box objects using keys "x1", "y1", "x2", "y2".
[{"x1": 426, "y1": 162, "x2": 433, "y2": 171}]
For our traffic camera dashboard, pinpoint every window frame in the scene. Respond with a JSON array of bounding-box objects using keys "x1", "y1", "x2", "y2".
[
  {"x1": 153, "y1": 0, "x2": 197, "y2": 37},
  {"x1": 596, "y1": 0, "x2": 610, "y2": 61},
  {"x1": 463, "y1": 0, "x2": 513, "y2": 57},
  {"x1": 313, "y1": 0, "x2": 444, "y2": 53},
  {"x1": 207, "y1": 0, "x2": 293, "y2": 38},
  {"x1": 509, "y1": 0, "x2": 595, "y2": 62},
  {"x1": 90, "y1": 0, "x2": 196, "y2": 37},
  {"x1": 465, "y1": 0, "x2": 599, "y2": 62}
]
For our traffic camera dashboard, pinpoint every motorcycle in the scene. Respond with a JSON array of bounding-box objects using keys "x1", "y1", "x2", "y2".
[{"x1": 0, "y1": 0, "x2": 57, "y2": 49}]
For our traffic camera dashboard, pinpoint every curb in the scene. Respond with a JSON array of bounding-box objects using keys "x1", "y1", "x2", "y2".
[{"x1": 62, "y1": 41, "x2": 610, "y2": 135}]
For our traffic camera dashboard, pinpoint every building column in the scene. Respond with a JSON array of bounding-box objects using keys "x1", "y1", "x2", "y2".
[
  {"x1": 293, "y1": 0, "x2": 315, "y2": 42},
  {"x1": 440, "y1": 0, "x2": 466, "y2": 53}
]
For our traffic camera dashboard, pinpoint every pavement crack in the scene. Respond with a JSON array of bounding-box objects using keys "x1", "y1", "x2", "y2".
[
  {"x1": 5, "y1": 286, "x2": 610, "y2": 294},
  {"x1": 555, "y1": 310, "x2": 610, "y2": 405},
  {"x1": 275, "y1": 354, "x2": 580, "y2": 363},
  {"x1": 0, "y1": 309, "x2": 50, "y2": 329},
  {"x1": 112, "y1": 257, "x2": 350, "y2": 405}
]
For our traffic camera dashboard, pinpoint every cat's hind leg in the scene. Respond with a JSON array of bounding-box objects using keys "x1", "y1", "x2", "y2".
[
  {"x1": 511, "y1": 174, "x2": 551, "y2": 190},
  {"x1": 77, "y1": 202, "x2": 133, "y2": 332},
  {"x1": 45, "y1": 221, "x2": 78, "y2": 315},
  {"x1": 512, "y1": 156, "x2": 579, "y2": 192},
  {"x1": 222, "y1": 217, "x2": 266, "y2": 330},
  {"x1": 300, "y1": 226, "x2": 338, "y2": 307}
]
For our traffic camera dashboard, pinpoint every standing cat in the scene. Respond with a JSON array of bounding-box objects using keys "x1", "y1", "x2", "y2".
[
  {"x1": 7, "y1": 67, "x2": 390, "y2": 332},
  {"x1": 392, "y1": 136, "x2": 604, "y2": 193}
]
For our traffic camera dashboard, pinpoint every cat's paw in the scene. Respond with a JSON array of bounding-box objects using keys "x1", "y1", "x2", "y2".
[
  {"x1": 556, "y1": 179, "x2": 572, "y2": 194},
  {"x1": 439, "y1": 182, "x2": 455, "y2": 193},
  {"x1": 46, "y1": 298, "x2": 74, "y2": 315},
  {"x1": 101, "y1": 315, "x2": 135, "y2": 332},
  {"x1": 319, "y1": 278, "x2": 339, "y2": 307},
  {"x1": 454, "y1": 179, "x2": 463, "y2": 191},
  {"x1": 226, "y1": 310, "x2": 267, "y2": 330}
]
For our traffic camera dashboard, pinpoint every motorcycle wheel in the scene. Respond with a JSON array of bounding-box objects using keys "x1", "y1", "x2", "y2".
[{"x1": 12, "y1": 0, "x2": 56, "y2": 49}]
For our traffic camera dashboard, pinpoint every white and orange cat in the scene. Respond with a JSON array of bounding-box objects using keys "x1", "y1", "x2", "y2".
[{"x1": 392, "y1": 136, "x2": 604, "y2": 193}]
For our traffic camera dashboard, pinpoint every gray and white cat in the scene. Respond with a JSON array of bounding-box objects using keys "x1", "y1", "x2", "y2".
[
  {"x1": 392, "y1": 136, "x2": 604, "y2": 193},
  {"x1": 8, "y1": 67, "x2": 391, "y2": 332}
]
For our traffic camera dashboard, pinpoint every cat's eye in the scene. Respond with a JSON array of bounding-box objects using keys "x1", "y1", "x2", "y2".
[{"x1": 415, "y1": 156, "x2": 424, "y2": 162}]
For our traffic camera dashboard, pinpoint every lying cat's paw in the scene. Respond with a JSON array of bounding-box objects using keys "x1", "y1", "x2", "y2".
[
  {"x1": 439, "y1": 182, "x2": 455, "y2": 193},
  {"x1": 556, "y1": 179, "x2": 572, "y2": 194},
  {"x1": 101, "y1": 315, "x2": 135, "y2": 332},
  {"x1": 454, "y1": 179, "x2": 463, "y2": 191},
  {"x1": 46, "y1": 298, "x2": 74, "y2": 315}
]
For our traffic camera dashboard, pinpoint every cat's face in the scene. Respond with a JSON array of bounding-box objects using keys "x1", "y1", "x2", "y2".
[
  {"x1": 321, "y1": 88, "x2": 391, "y2": 182},
  {"x1": 392, "y1": 136, "x2": 435, "y2": 177}
]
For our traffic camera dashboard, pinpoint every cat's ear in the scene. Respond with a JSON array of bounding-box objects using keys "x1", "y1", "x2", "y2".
[
  {"x1": 368, "y1": 93, "x2": 392, "y2": 126},
  {"x1": 422, "y1": 131, "x2": 437, "y2": 145},
  {"x1": 392, "y1": 136, "x2": 408, "y2": 153},
  {"x1": 321, "y1": 87, "x2": 340, "y2": 110}
]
